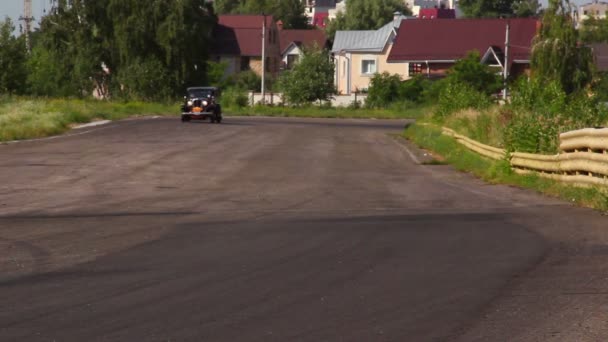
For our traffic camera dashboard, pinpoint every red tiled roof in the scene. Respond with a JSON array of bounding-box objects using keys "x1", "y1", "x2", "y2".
[
  {"x1": 214, "y1": 15, "x2": 275, "y2": 56},
  {"x1": 279, "y1": 29, "x2": 328, "y2": 54},
  {"x1": 387, "y1": 18, "x2": 539, "y2": 64}
]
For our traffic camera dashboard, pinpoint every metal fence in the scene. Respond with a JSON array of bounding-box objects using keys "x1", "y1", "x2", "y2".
[
  {"x1": 441, "y1": 126, "x2": 608, "y2": 188},
  {"x1": 248, "y1": 92, "x2": 368, "y2": 107}
]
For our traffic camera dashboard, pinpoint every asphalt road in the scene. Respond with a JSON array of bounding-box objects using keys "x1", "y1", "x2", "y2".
[{"x1": 1, "y1": 117, "x2": 608, "y2": 341}]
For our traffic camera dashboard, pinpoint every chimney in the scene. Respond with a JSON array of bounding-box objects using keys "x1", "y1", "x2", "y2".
[{"x1": 393, "y1": 11, "x2": 402, "y2": 21}]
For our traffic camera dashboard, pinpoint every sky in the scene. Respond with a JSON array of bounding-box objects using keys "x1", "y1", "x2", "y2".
[{"x1": 1, "y1": 0, "x2": 48, "y2": 33}]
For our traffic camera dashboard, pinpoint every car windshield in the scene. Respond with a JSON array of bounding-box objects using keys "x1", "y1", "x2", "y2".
[{"x1": 188, "y1": 88, "x2": 214, "y2": 99}]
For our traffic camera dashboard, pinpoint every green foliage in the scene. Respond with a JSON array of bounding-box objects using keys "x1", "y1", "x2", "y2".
[
  {"x1": 366, "y1": 72, "x2": 403, "y2": 108},
  {"x1": 325, "y1": 0, "x2": 410, "y2": 41},
  {"x1": 435, "y1": 81, "x2": 492, "y2": 119},
  {"x1": 399, "y1": 75, "x2": 427, "y2": 102},
  {"x1": 233, "y1": 70, "x2": 262, "y2": 91},
  {"x1": 445, "y1": 51, "x2": 503, "y2": 95},
  {"x1": 512, "y1": 0, "x2": 542, "y2": 17},
  {"x1": 431, "y1": 52, "x2": 499, "y2": 119},
  {"x1": 531, "y1": 0, "x2": 593, "y2": 94},
  {"x1": 509, "y1": 78, "x2": 566, "y2": 114},
  {"x1": 206, "y1": 61, "x2": 229, "y2": 87},
  {"x1": 222, "y1": 87, "x2": 250, "y2": 108},
  {"x1": 0, "y1": 18, "x2": 27, "y2": 94},
  {"x1": 215, "y1": 0, "x2": 309, "y2": 29},
  {"x1": 278, "y1": 47, "x2": 335, "y2": 105},
  {"x1": 580, "y1": 16, "x2": 608, "y2": 43},
  {"x1": 115, "y1": 57, "x2": 173, "y2": 101},
  {"x1": 502, "y1": 78, "x2": 606, "y2": 153},
  {"x1": 591, "y1": 72, "x2": 608, "y2": 101},
  {"x1": 106, "y1": 0, "x2": 216, "y2": 98},
  {"x1": 26, "y1": 2, "x2": 101, "y2": 97},
  {"x1": 366, "y1": 73, "x2": 428, "y2": 108},
  {"x1": 459, "y1": 0, "x2": 514, "y2": 17},
  {"x1": 343, "y1": 0, "x2": 409, "y2": 29}
]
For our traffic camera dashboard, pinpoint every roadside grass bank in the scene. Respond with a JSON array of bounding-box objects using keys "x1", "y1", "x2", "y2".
[
  {"x1": 404, "y1": 123, "x2": 608, "y2": 212},
  {"x1": 225, "y1": 104, "x2": 431, "y2": 120},
  {"x1": 0, "y1": 98, "x2": 176, "y2": 142}
]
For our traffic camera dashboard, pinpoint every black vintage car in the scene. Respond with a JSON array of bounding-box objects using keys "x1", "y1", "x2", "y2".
[{"x1": 181, "y1": 87, "x2": 222, "y2": 123}]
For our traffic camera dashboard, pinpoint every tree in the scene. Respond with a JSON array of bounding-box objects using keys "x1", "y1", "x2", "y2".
[
  {"x1": 0, "y1": 18, "x2": 27, "y2": 94},
  {"x1": 580, "y1": 16, "x2": 608, "y2": 43},
  {"x1": 512, "y1": 0, "x2": 541, "y2": 17},
  {"x1": 445, "y1": 51, "x2": 502, "y2": 95},
  {"x1": 325, "y1": 0, "x2": 409, "y2": 41},
  {"x1": 278, "y1": 46, "x2": 335, "y2": 105},
  {"x1": 459, "y1": 0, "x2": 514, "y2": 18},
  {"x1": 531, "y1": 0, "x2": 593, "y2": 94},
  {"x1": 215, "y1": 0, "x2": 309, "y2": 29},
  {"x1": 27, "y1": 1, "x2": 100, "y2": 96}
]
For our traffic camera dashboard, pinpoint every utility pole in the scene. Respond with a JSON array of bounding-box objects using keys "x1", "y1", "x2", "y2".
[
  {"x1": 503, "y1": 22, "x2": 510, "y2": 101},
  {"x1": 19, "y1": 0, "x2": 35, "y2": 54},
  {"x1": 261, "y1": 13, "x2": 266, "y2": 105}
]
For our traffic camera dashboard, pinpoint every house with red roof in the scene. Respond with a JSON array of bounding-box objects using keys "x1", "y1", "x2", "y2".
[
  {"x1": 387, "y1": 18, "x2": 539, "y2": 79},
  {"x1": 279, "y1": 28, "x2": 328, "y2": 69},
  {"x1": 211, "y1": 15, "x2": 281, "y2": 77}
]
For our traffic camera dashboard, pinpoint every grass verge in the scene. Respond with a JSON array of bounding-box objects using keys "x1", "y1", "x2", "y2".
[
  {"x1": 225, "y1": 104, "x2": 430, "y2": 120},
  {"x1": 0, "y1": 97, "x2": 176, "y2": 142},
  {"x1": 404, "y1": 123, "x2": 608, "y2": 211}
]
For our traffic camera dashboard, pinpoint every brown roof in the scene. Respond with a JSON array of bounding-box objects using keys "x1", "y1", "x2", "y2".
[
  {"x1": 213, "y1": 15, "x2": 275, "y2": 57},
  {"x1": 279, "y1": 29, "x2": 328, "y2": 55},
  {"x1": 387, "y1": 18, "x2": 539, "y2": 64}
]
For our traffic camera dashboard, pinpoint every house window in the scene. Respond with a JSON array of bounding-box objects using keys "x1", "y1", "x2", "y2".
[
  {"x1": 240, "y1": 57, "x2": 251, "y2": 71},
  {"x1": 287, "y1": 55, "x2": 299, "y2": 69},
  {"x1": 409, "y1": 63, "x2": 423, "y2": 75},
  {"x1": 361, "y1": 59, "x2": 377, "y2": 75},
  {"x1": 584, "y1": 10, "x2": 588, "y2": 15}
]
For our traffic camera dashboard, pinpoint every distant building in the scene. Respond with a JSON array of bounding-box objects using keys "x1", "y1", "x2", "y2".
[
  {"x1": 405, "y1": 0, "x2": 458, "y2": 17},
  {"x1": 418, "y1": 7, "x2": 456, "y2": 19},
  {"x1": 304, "y1": 0, "x2": 338, "y2": 28},
  {"x1": 576, "y1": 1, "x2": 608, "y2": 27},
  {"x1": 211, "y1": 15, "x2": 281, "y2": 77},
  {"x1": 279, "y1": 27, "x2": 328, "y2": 69}
]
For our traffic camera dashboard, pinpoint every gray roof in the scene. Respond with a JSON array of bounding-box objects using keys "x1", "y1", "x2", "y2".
[{"x1": 331, "y1": 15, "x2": 413, "y2": 53}]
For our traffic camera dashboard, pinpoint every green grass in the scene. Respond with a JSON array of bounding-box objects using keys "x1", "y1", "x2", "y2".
[
  {"x1": 0, "y1": 97, "x2": 176, "y2": 142},
  {"x1": 404, "y1": 123, "x2": 608, "y2": 211},
  {"x1": 225, "y1": 104, "x2": 431, "y2": 120},
  {"x1": 0, "y1": 97, "x2": 431, "y2": 142}
]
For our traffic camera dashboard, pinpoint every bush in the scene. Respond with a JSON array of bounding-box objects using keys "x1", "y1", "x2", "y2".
[
  {"x1": 504, "y1": 77, "x2": 608, "y2": 153},
  {"x1": 366, "y1": 72, "x2": 402, "y2": 108},
  {"x1": 366, "y1": 73, "x2": 429, "y2": 108},
  {"x1": 445, "y1": 51, "x2": 502, "y2": 95},
  {"x1": 222, "y1": 87, "x2": 249, "y2": 109},
  {"x1": 398, "y1": 75, "x2": 426, "y2": 102},
  {"x1": 232, "y1": 70, "x2": 262, "y2": 92},
  {"x1": 434, "y1": 81, "x2": 492, "y2": 120}
]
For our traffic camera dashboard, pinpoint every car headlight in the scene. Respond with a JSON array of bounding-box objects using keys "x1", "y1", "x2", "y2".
[
  {"x1": 202, "y1": 100, "x2": 208, "y2": 106},
  {"x1": 187, "y1": 100, "x2": 193, "y2": 106}
]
